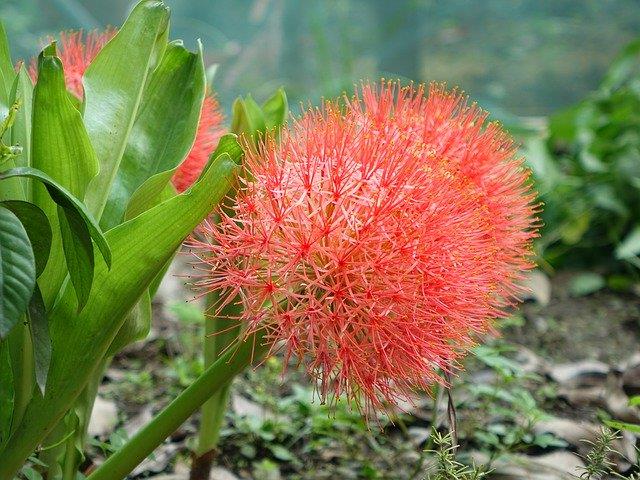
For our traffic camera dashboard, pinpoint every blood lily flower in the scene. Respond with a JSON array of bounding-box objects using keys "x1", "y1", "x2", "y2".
[
  {"x1": 190, "y1": 81, "x2": 539, "y2": 413},
  {"x1": 29, "y1": 29, "x2": 116, "y2": 99},
  {"x1": 29, "y1": 28, "x2": 224, "y2": 191}
]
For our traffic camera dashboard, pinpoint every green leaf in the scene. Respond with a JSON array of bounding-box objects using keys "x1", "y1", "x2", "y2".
[
  {"x1": 100, "y1": 40, "x2": 206, "y2": 230},
  {"x1": 0, "y1": 338, "x2": 14, "y2": 450},
  {"x1": 31, "y1": 43, "x2": 100, "y2": 305},
  {"x1": 9, "y1": 67, "x2": 33, "y2": 171},
  {"x1": 27, "y1": 285, "x2": 49, "y2": 395},
  {"x1": 0, "y1": 167, "x2": 111, "y2": 268},
  {"x1": 0, "y1": 206, "x2": 35, "y2": 337},
  {"x1": 32, "y1": 44, "x2": 98, "y2": 202},
  {"x1": 124, "y1": 133, "x2": 242, "y2": 221},
  {"x1": 616, "y1": 225, "x2": 640, "y2": 260},
  {"x1": 58, "y1": 204, "x2": 94, "y2": 310},
  {"x1": 0, "y1": 168, "x2": 110, "y2": 308},
  {"x1": 0, "y1": 23, "x2": 14, "y2": 96},
  {"x1": 107, "y1": 290, "x2": 151, "y2": 356},
  {"x1": 83, "y1": 0, "x2": 170, "y2": 219},
  {"x1": 0, "y1": 154, "x2": 237, "y2": 475},
  {"x1": 261, "y1": 87, "x2": 288, "y2": 132},
  {"x1": 604, "y1": 419, "x2": 640, "y2": 434},
  {"x1": 628, "y1": 396, "x2": 640, "y2": 407},
  {"x1": 0, "y1": 201, "x2": 51, "y2": 276},
  {"x1": 124, "y1": 172, "x2": 177, "y2": 222},
  {"x1": 231, "y1": 95, "x2": 266, "y2": 140}
]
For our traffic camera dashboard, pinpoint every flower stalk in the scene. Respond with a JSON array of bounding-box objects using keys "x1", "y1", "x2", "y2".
[
  {"x1": 87, "y1": 330, "x2": 269, "y2": 480},
  {"x1": 190, "y1": 293, "x2": 243, "y2": 480}
]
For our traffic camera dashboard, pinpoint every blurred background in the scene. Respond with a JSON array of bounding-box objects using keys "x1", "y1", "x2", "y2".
[
  {"x1": 5, "y1": 1, "x2": 640, "y2": 478},
  {"x1": 3, "y1": 0, "x2": 640, "y2": 117}
]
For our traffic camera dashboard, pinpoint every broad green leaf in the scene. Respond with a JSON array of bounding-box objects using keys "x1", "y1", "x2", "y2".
[
  {"x1": 0, "y1": 154, "x2": 237, "y2": 476},
  {"x1": 32, "y1": 45, "x2": 98, "y2": 201},
  {"x1": 124, "y1": 171, "x2": 177, "y2": 222},
  {"x1": 83, "y1": 0, "x2": 170, "y2": 219},
  {"x1": 31, "y1": 44, "x2": 100, "y2": 305},
  {"x1": 0, "y1": 338, "x2": 14, "y2": 450},
  {"x1": 27, "y1": 286, "x2": 49, "y2": 395},
  {"x1": 124, "y1": 134, "x2": 242, "y2": 222},
  {"x1": 231, "y1": 95, "x2": 266, "y2": 140},
  {"x1": 107, "y1": 290, "x2": 151, "y2": 356},
  {"x1": 629, "y1": 396, "x2": 640, "y2": 407},
  {"x1": 58, "y1": 205, "x2": 94, "y2": 310},
  {"x1": 0, "y1": 168, "x2": 111, "y2": 309},
  {"x1": 616, "y1": 225, "x2": 640, "y2": 260},
  {"x1": 100, "y1": 40, "x2": 206, "y2": 230},
  {"x1": 6, "y1": 322, "x2": 34, "y2": 440},
  {"x1": 0, "y1": 206, "x2": 35, "y2": 338},
  {"x1": 10, "y1": 67, "x2": 33, "y2": 171},
  {"x1": 262, "y1": 87, "x2": 288, "y2": 132},
  {"x1": 0, "y1": 200, "x2": 51, "y2": 276},
  {"x1": 0, "y1": 23, "x2": 14, "y2": 95},
  {"x1": 0, "y1": 168, "x2": 111, "y2": 268},
  {"x1": 0, "y1": 100, "x2": 24, "y2": 202}
]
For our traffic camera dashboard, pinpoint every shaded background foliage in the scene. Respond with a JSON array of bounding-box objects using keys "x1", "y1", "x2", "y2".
[{"x1": 3, "y1": 0, "x2": 640, "y2": 117}]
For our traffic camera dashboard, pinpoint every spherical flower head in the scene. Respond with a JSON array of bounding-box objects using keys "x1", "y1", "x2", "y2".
[
  {"x1": 191, "y1": 81, "x2": 539, "y2": 414},
  {"x1": 29, "y1": 28, "x2": 225, "y2": 192}
]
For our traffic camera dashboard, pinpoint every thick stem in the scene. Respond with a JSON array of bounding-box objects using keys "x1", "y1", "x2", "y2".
[
  {"x1": 190, "y1": 294, "x2": 242, "y2": 480},
  {"x1": 87, "y1": 331, "x2": 270, "y2": 480}
]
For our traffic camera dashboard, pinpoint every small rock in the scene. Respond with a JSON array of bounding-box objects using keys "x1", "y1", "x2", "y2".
[
  {"x1": 606, "y1": 388, "x2": 640, "y2": 424},
  {"x1": 484, "y1": 453, "x2": 583, "y2": 479},
  {"x1": 621, "y1": 352, "x2": 640, "y2": 395},
  {"x1": 522, "y1": 270, "x2": 552, "y2": 306},
  {"x1": 535, "y1": 451, "x2": 585, "y2": 475},
  {"x1": 88, "y1": 396, "x2": 118, "y2": 438},
  {"x1": 150, "y1": 475, "x2": 186, "y2": 480},
  {"x1": 211, "y1": 467, "x2": 240, "y2": 480},
  {"x1": 407, "y1": 427, "x2": 431, "y2": 447},
  {"x1": 558, "y1": 385, "x2": 607, "y2": 408},
  {"x1": 534, "y1": 416, "x2": 636, "y2": 472},
  {"x1": 549, "y1": 360, "x2": 610, "y2": 387},
  {"x1": 131, "y1": 443, "x2": 180, "y2": 476},
  {"x1": 534, "y1": 417, "x2": 600, "y2": 450},
  {"x1": 232, "y1": 394, "x2": 271, "y2": 419},
  {"x1": 514, "y1": 346, "x2": 548, "y2": 375},
  {"x1": 124, "y1": 405, "x2": 154, "y2": 438}
]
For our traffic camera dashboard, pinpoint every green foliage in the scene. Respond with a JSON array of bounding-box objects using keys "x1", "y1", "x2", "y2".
[
  {"x1": 231, "y1": 88, "x2": 289, "y2": 141},
  {"x1": 527, "y1": 39, "x2": 640, "y2": 274},
  {"x1": 0, "y1": 1, "x2": 240, "y2": 477},
  {"x1": 459, "y1": 342, "x2": 566, "y2": 460},
  {"x1": 424, "y1": 431, "x2": 490, "y2": 480},
  {"x1": 578, "y1": 427, "x2": 620, "y2": 479}
]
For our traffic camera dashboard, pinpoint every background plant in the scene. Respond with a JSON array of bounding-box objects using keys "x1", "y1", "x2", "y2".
[{"x1": 527, "y1": 39, "x2": 640, "y2": 276}]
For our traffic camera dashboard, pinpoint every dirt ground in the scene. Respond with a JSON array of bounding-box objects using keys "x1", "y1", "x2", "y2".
[{"x1": 93, "y1": 270, "x2": 640, "y2": 479}]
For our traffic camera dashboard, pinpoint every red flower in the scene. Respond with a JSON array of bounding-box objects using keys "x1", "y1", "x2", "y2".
[
  {"x1": 191, "y1": 81, "x2": 538, "y2": 412},
  {"x1": 29, "y1": 28, "x2": 224, "y2": 191},
  {"x1": 172, "y1": 93, "x2": 225, "y2": 192},
  {"x1": 29, "y1": 29, "x2": 116, "y2": 99}
]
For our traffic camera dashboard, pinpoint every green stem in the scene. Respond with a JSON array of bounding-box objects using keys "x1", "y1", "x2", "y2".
[
  {"x1": 87, "y1": 331, "x2": 270, "y2": 480},
  {"x1": 61, "y1": 358, "x2": 107, "y2": 480},
  {"x1": 194, "y1": 294, "x2": 242, "y2": 457}
]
